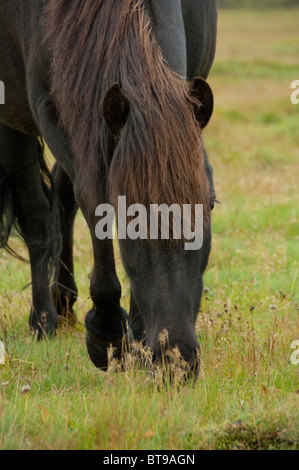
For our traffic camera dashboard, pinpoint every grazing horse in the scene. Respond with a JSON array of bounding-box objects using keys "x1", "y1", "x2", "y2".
[{"x1": 0, "y1": 0, "x2": 217, "y2": 378}]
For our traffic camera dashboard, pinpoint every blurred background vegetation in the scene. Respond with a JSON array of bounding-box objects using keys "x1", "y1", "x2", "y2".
[{"x1": 219, "y1": 0, "x2": 298, "y2": 8}]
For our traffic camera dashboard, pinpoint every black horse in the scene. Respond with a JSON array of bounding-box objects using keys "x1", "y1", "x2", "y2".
[{"x1": 0, "y1": 0, "x2": 217, "y2": 378}]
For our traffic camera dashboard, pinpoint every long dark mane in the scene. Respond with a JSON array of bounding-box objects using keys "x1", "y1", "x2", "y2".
[{"x1": 45, "y1": 0, "x2": 210, "y2": 224}]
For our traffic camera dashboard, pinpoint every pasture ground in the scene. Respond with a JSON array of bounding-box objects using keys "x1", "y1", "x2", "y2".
[{"x1": 0, "y1": 9, "x2": 298, "y2": 450}]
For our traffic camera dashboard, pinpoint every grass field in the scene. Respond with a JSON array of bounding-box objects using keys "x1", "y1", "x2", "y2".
[{"x1": 0, "y1": 9, "x2": 299, "y2": 450}]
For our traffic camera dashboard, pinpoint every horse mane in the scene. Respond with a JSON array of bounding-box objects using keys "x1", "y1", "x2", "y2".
[{"x1": 44, "y1": 0, "x2": 210, "y2": 230}]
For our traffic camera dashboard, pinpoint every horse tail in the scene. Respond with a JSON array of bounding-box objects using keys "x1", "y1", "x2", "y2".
[
  {"x1": 35, "y1": 139, "x2": 62, "y2": 278},
  {"x1": 0, "y1": 140, "x2": 62, "y2": 274},
  {"x1": 0, "y1": 161, "x2": 18, "y2": 256}
]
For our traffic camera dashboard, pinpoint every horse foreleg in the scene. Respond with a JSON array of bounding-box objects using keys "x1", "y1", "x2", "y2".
[
  {"x1": 86, "y1": 235, "x2": 132, "y2": 371},
  {"x1": 75, "y1": 201, "x2": 132, "y2": 370}
]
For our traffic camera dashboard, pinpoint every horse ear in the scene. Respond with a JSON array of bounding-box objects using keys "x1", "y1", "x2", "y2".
[
  {"x1": 190, "y1": 77, "x2": 214, "y2": 129},
  {"x1": 102, "y1": 83, "x2": 130, "y2": 137}
]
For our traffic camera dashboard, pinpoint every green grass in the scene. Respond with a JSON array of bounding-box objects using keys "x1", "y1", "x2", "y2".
[{"x1": 0, "y1": 9, "x2": 299, "y2": 450}]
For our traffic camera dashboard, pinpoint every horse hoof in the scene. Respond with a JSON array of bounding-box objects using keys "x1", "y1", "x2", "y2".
[{"x1": 85, "y1": 307, "x2": 133, "y2": 370}]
